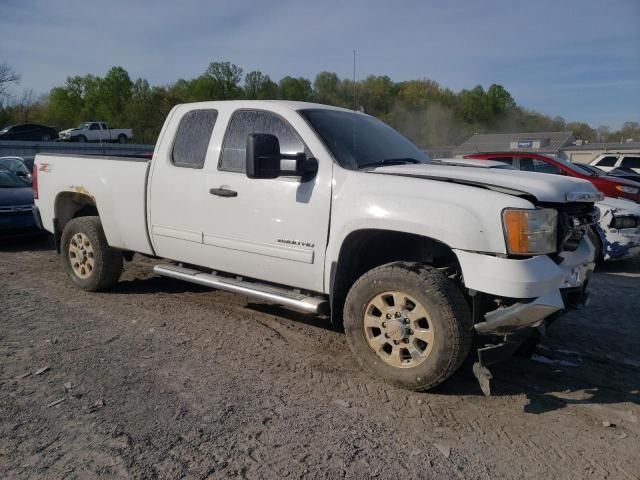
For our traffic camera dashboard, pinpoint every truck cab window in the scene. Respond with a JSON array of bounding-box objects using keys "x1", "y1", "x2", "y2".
[
  {"x1": 171, "y1": 109, "x2": 218, "y2": 169},
  {"x1": 219, "y1": 110, "x2": 305, "y2": 173},
  {"x1": 90, "y1": 123, "x2": 100, "y2": 130}
]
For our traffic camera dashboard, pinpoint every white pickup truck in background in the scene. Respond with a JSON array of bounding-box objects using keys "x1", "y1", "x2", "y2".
[
  {"x1": 33, "y1": 100, "x2": 603, "y2": 394},
  {"x1": 58, "y1": 122, "x2": 133, "y2": 143}
]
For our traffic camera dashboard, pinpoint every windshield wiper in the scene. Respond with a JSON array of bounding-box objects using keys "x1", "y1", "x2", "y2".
[{"x1": 358, "y1": 158, "x2": 422, "y2": 169}]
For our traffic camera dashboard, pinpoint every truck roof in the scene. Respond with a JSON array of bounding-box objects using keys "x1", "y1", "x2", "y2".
[{"x1": 174, "y1": 100, "x2": 358, "y2": 114}]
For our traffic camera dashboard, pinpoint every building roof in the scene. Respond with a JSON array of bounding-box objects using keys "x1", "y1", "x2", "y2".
[
  {"x1": 561, "y1": 141, "x2": 640, "y2": 152},
  {"x1": 454, "y1": 131, "x2": 574, "y2": 155}
]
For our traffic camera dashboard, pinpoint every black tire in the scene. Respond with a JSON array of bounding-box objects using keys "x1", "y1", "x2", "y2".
[
  {"x1": 117, "y1": 134, "x2": 127, "y2": 144},
  {"x1": 61, "y1": 216, "x2": 123, "y2": 291},
  {"x1": 343, "y1": 261, "x2": 473, "y2": 391},
  {"x1": 75, "y1": 135, "x2": 87, "y2": 143}
]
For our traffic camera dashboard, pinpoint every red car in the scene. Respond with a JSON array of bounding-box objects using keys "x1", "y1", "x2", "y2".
[{"x1": 464, "y1": 152, "x2": 640, "y2": 204}]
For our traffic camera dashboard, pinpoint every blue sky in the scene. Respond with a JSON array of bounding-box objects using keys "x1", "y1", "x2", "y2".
[{"x1": 1, "y1": 0, "x2": 638, "y2": 129}]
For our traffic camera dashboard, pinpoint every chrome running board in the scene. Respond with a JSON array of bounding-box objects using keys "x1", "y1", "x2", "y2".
[{"x1": 153, "y1": 264, "x2": 328, "y2": 313}]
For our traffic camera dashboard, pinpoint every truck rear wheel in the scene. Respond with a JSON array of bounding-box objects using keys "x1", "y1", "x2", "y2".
[
  {"x1": 61, "y1": 216, "x2": 123, "y2": 291},
  {"x1": 343, "y1": 262, "x2": 473, "y2": 391},
  {"x1": 117, "y1": 134, "x2": 127, "y2": 144}
]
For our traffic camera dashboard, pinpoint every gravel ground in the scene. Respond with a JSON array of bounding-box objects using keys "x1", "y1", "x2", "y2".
[{"x1": 1, "y1": 236, "x2": 639, "y2": 479}]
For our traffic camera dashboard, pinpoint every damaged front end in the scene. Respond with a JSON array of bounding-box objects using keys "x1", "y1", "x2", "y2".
[{"x1": 455, "y1": 202, "x2": 597, "y2": 395}]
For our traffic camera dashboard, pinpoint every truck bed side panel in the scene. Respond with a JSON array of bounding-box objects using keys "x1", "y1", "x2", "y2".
[{"x1": 34, "y1": 154, "x2": 154, "y2": 255}]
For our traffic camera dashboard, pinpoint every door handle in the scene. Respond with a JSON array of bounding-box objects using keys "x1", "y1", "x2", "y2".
[{"x1": 209, "y1": 187, "x2": 238, "y2": 198}]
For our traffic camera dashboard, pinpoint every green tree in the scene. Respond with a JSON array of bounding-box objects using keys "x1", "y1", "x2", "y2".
[
  {"x1": 204, "y1": 61, "x2": 243, "y2": 99},
  {"x1": 313, "y1": 71, "x2": 341, "y2": 104},
  {"x1": 278, "y1": 76, "x2": 312, "y2": 101},
  {"x1": 357, "y1": 75, "x2": 394, "y2": 116},
  {"x1": 458, "y1": 85, "x2": 492, "y2": 124},
  {"x1": 98, "y1": 66, "x2": 133, "y2": 125},
  {"x1": 486, "y1": 84, "x2": 515, "y2": 115},
  {"x1": 244, "y1": 71, "x2": 277, "y2": 99}
]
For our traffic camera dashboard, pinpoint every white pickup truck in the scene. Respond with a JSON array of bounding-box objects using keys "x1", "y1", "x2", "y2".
[
  {"x1": 33, "y1": 101, "x2": 603, "y2": 394},
  {"x1": 58, "y1": 122, "x2": 133, "y2": 143}
]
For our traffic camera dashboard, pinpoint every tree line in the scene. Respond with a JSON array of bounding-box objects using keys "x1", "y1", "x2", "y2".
[{"x1": 1, "y1": 61, "x2": 638, "y2": 146}]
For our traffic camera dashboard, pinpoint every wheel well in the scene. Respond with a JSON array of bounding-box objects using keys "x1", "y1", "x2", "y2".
[
  {"x1": 329, "y1": 229, "x2": 460, "y2": 326},
  {"x1": 54, "y1": 192, "x2": 99, "y2": 251}
]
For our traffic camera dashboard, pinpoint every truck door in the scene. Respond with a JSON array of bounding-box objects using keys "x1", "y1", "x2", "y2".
[
  {"x1": 88, "y1": 123, "x2": 102, "y2": 141},
  {"x1": 148, "y1": 106, "x2": 332, "y2": 293},
  {"x1": 99, "y1": 123, "x2": 110, "y2": 142}
]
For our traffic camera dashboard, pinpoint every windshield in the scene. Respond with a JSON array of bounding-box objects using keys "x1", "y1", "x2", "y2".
[
  {"x1": 77, "y1": 123, "x2": 90, "y2": 130},
  {"x1": 0, "y1": 127, "x2": 9, "y2": 134},
  {"x1": 573, "y1": 163, "x2": 603, "y2": 176},
  {"x1": 299, "y1": 109, "x2": 430, "y2": 169},
  {"x1": 0, "y1": 170, "x2": 29, "y2": 188},
  {"x1": 548, "y1": 155, "x2": 598, "y2": 176}
]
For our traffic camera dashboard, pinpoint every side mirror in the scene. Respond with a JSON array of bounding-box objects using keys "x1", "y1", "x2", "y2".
[{"x1": 246, "y1": 133, "x2": 318, "y2": 181}]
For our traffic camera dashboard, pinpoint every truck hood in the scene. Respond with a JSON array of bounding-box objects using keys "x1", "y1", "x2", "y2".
[
  {"x1": 370, "y1": 163, "x2": 602, "y2": 204},
  {"x1": 59, "y1": 128, "x2": 79, "y2": 135}
]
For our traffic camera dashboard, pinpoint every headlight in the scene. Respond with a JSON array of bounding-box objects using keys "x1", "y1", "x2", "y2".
[
  {"x1": 616, "y1": 185, "x2": 640, "y2": 195},
  {"x1": 611, "y1": 215, "x2": 639, "y2": 229},
  {"x1": 502, "y1": 208, "x2": 558, "y2": 255}
]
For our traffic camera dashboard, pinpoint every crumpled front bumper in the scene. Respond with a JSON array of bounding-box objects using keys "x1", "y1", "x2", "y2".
[{"x1": 454, "y1": 235, "x2": 595, "y2": 337}]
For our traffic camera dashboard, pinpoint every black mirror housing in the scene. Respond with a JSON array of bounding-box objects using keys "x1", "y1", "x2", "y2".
[
  {"x1": 246, "y1": 133, "x2": 281, "y2": 179},
  {"x1": 246, "y1": 133, "x2": 318, "y2": 181}
]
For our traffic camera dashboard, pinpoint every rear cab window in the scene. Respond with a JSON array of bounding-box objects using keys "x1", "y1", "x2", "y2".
[{"x1": 171, "y1": 109, "x2": 218, "y2": 169}]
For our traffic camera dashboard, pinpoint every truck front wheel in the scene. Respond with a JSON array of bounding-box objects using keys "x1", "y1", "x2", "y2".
[
  {"x1": 343, "y1": 262, "x2": 473, "y2": 391},
  {"x1": 61, "y1": 216, "x2": 123, "y2": 291}
]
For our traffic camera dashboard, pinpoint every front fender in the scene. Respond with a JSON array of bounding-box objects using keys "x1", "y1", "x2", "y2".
[{"x1": 324, "y1": 169, "x2": 534, "y2": 289}]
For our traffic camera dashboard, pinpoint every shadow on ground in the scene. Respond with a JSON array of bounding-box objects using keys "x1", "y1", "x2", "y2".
[{"x1": 0, "y1": 234, "x2": 53, "y2": 252}]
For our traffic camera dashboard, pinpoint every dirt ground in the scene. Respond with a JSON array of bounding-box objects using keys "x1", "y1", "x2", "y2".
[{"x1": 1, "y1": 236, "x2": 639, "y2": 480}]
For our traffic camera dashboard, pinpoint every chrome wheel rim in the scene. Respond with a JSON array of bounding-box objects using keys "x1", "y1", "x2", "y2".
[
  {"x1": 363, "y1": 291, "x2": 435, "y2": 368},
  {"x1": 68, "y1": 232, "x2": 94, "y2": 279}
]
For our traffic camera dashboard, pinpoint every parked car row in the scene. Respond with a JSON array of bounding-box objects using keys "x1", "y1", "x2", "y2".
[{"x1": 0, "y1": 122, "x2": 133, "y2": 143}]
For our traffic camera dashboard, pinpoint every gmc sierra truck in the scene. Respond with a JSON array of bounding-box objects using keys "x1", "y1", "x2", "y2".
[{"x1": 33, "y1": 101, "x2": 602, "y2": 394}]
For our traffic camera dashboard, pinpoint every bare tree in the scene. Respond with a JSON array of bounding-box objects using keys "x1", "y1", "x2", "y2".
[
  {"x1": 596, "y1": 125, "x2": 610, "y2": 143},
  {"x1": 0, "y1": 62, "x2": 20, "y2": 98},
  {"x1": 16, "y1": 89, "x2": 37, "y2": 122}
]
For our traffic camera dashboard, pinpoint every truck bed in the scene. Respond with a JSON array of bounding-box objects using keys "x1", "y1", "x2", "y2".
[{"x1": 34, "y1": 153, "x2": 154, "y2": 255}]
